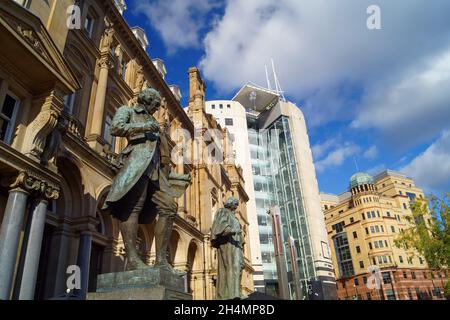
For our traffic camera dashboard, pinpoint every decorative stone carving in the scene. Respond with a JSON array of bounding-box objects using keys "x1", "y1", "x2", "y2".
[
  {"x1": 134, "y1": 64, "x2": 145, "y2": 93},
  {"x1": 22, "y1": 88, "x2": 64, "y2": 162},
  {"x1": 17, "y1": 25, "x2": 45, "y2": 56},
  {"x1": 41, "y1": 115, "x2": 69, "y2": 167},
  {"x1": 100, "y1": 23, "x2": 115, "y2": 52},
  {"x1": 8, "y1": 171, "x2": 60, "y2": 200},
  {"x1": 97, "y1": 54, "x2": 114, "y2": 70}
]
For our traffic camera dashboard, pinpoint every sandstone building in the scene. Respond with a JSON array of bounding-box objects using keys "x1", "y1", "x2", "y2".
[
  {"x1": 321, "y1": 170, "x2": 448, "y2": 300},
  {"x1": 0, "y1": 0, "x2": 253, "y2": 300}
]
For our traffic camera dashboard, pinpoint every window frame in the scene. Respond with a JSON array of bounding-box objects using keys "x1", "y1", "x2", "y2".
[{"x1": 0, "y1": 91, "x2": 20, "y2": 145}]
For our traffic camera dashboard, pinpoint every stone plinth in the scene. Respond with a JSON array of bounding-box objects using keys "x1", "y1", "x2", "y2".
[{"x1": 87, "y1": 268, "x2": 191, "y2": 300}]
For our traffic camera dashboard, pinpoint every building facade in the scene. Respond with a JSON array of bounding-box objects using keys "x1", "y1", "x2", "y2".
[
  {"x1": 0, "y1": 0, "x2": 253, "y2": 300},
  {"x1": 206, "y1": 83, "x2": 336, "y2": 300},
  {"x1": 322, "y1": 170, "x2": 449, "y2": 300}
]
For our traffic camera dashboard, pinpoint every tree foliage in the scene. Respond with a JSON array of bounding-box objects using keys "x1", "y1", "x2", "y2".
[{"x1": 394, "y1": 193, "x2": 450, "y2": 298}]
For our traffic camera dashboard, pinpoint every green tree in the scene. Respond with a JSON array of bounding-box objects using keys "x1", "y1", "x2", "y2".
[{"x1": 394, "y1": 193, "x2": 450, "y2": 298}]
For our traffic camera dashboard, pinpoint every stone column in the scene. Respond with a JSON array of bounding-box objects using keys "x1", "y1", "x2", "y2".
[
  {"x1": 75, "y1": 231, "x2": 92, "y2": 300},
  {"x1": 18, "y1": 198, "x2": 49, "y2": 300},
  {"x1": 87, "y1": 54, "x2": 114, "y2": 151},
  {"x1": 0, "y1": 187, "x2": 29, "y2": 300}
]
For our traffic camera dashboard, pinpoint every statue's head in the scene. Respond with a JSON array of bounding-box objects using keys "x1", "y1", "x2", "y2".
[
  {"x1": 224, "y1": 196, "x2": 239, "y2": 211},
  {"x1": 138, "y1": 87, "x2": 161, "y2": 113}
]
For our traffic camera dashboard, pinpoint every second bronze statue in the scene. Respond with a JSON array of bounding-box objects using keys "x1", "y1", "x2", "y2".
[{"x1": 102, "y1": 87, "x2": 191, "y2": 273}]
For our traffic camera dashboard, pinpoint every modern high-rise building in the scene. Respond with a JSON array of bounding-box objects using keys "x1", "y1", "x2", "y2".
[
  {"x1": 321, "y1": 170, "x2": 449, "y2": 300},
  {"x1": 206, "y1": 83, "x2": 337, "y2": 299}
]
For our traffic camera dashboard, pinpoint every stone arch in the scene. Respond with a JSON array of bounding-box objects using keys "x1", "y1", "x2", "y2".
[
  {"x1": 168, "y1": 229, "x2": 181, "y2": 266},
  {"x1": 55, "y1": 156, "x2": 85, "y2": 218},
  {"x1": 65, "y1": 42, "x2": 94, "y2": 72}
]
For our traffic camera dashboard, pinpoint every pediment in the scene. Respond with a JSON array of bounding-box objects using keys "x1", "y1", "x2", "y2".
[{"x1": 0, "y1": 1, "x2": 80, "y2": 93}]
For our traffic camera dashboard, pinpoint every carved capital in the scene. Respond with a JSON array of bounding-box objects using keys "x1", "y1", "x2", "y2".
[
  {"x1": 8, "y1": 171, "x2": 60, "y2": 200},
  {"x1": 97, "y1": 54, "x2": 114, "y2": 70}
]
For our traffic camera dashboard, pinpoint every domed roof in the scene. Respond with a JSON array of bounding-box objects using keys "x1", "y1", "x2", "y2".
[{"x1": 350, "y1": 172, "x2": 374, "y2": 188}]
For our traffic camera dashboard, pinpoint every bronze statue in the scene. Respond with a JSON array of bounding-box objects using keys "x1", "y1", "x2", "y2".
[
  {"x1": 211, "y1": 197, "x2": 246, "y2": 300},
  {"x1": 102, "y1": 87, "x2": 190, "y2": 272}
]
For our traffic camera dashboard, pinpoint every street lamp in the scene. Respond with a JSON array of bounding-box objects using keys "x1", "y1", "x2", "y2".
[{"x1": 267, "y1": 206, "x2": 290, "y2": 300}]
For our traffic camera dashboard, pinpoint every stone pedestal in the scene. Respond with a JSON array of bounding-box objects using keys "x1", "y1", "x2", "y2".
[{"x1": 87, "y1": 268, "x2": 192, "y2": 300}]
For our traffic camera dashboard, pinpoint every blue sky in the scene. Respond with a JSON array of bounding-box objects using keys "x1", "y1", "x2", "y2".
[{"x1": 123, "y1": 0, "x2": 450, "y2": 196}]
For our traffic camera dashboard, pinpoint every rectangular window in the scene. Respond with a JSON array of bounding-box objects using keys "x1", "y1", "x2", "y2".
[
  {"x1": 366, "y1": 292, "x2": 371, "y2": 300},
  {"x1": 375, "y1": 225, "x2": 380, "y2": 233},
  {"x1": 219, "y1": 104, "x2": 223, "y2": 109},
  {"x1": 399, "y1": 256, "x2": 404, "y2": 263},
  {"x1": 103, "y1": 113, "x2": 116, "y2": 151},
  {"x1": 374, "y1": 241, "x2": 379, "y2": 249},
  {"x1": 370, "y1": 226, "x2": 375, "y2": 233},
  {"x1": 365, "y1": 227, "x2": 369, "y2": 235},
  {"x1": 0, "y1": 93, "x2": 19, "y2": 144},
  {"x1": 412, "y1": 272, "x2": 416, "y2": 279},
  {"x1": 121, "y1": 59, "x2": 128, "y2": 80},
  {"x1": 391, "y1": 226, "x2": 396, "y2": 233},
  {"x1": 356, "y1": 246, "x2": 361, "y2": 253},
  {"x1": 363, "y1": 276, "x2": 367, "y2": 284},
  {"x1": 354, "y1": 278, "x2": 359, "y2": 286},
  {"x1": 350, "y1": 217, "x2": 354, "y2": 223},
  {"x1": 211, "y1": 104, "x2": 215, "y2": 109},
  {"x1": 352, "y1": 231, "x2": 358, "y2": 239},
  {"x1": 403, "y1": 271, "x2": 407, "y2": 278},
  {"x1": 85, "y1": 15, "x2": 95, "y2": 38},
  {"x1": 386, "y1": 289, "x2": 396, "y2": 300},
  {"x1": 369, "y1": 242, "x2": 372, "y2": 250},
  {"x1": 225, "y1": 118, "x2": 234, "y2": 126},
  {"x1": 63, "y1": 93, "x2": 76, "y2": 114},
  {"x1": 403, "y1": 203, "x2": 408, "y2": 210},
  {"x1": 227, "y1": 104, "x2": 231, "y2": 108},
  {"x1": 332, "y1": 222, "x2": 345, "y2": 233},
  {"x1": 362, "y1": 213, "x2": 365, "y2": 220},
  {"x1": 380, "y1": 225, "x2": 384, "y2": 232},
  {"x1": 359, "y1": 261, "x2": 364, "y2": 269}
]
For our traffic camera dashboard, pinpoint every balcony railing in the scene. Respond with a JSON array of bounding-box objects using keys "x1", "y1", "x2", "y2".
[{"x1": 61, "y1": 110, "x2": 85, "y2": 140}]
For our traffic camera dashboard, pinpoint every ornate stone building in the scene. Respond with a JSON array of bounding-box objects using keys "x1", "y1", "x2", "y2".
[
  {"x1": 0, "y1": 0, "x2": 253, "y2": 300},
  {"x1": 321, "y1": 170, "x2": 448, "y2": 300}
]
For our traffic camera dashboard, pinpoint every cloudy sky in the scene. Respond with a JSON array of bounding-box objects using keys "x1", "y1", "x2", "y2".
[{"x1": 125, "y1": 0, "x2": 450, "y2": 195}]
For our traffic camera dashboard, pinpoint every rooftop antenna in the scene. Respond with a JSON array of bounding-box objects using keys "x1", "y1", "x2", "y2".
[
  {"x1": 265, "y1": 65, "x2": 272, "y2": 90},
  {"x1": 353, "y1": 157, "x2": 360, "y2": 172},
  {"x1": 271, "y1": 58, "x2": 286, "y2": 102}
]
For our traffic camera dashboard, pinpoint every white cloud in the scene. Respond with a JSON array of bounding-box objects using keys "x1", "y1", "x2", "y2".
[
  {"x1": 135, "y1": 0, "x2": 221, "y2": 53},
  {"x1": 315, "y1": 143, "x2": 360, "y2": 173},
  {"x1": 401, "y1": 131, "x2": 450, "y2": 193},
  {"x1": 352, "y1": 49, "x2": 450, "y2": 147},
  {"x1": 312, "y1": 137, "x2": 337, "y2": 160},
  {"x1": 363, "y1": 145, "x2": 378, "y2": 160},
  {"x1": 200, "y1": 0, "x2": 450, "y2": 142}
]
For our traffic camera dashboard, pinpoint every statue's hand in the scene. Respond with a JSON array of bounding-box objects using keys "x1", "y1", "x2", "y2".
[{"x1": 144, "y1": 120, "x2": 160, "y2": 133}]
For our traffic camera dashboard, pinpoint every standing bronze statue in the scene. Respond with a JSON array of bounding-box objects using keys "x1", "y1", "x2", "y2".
[
  {"x1": 102, "y1": 87, "x2": 190, "y2": 272},
  {"x1": 211, "y1": 197, "x2": 246, "y2": 300}
]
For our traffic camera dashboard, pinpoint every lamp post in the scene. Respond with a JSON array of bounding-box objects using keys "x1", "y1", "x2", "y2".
[
  {"x1": 288, "y1": 236, "x2": 303, "y2": 300},
  {"x1": 268, "y1": 206, "x2": 290, "y2": 300}
]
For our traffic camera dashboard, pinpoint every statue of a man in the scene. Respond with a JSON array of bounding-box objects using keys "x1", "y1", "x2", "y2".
[
  {"x1": 102, "y1": 87, "x2": 189, "y2": 272},
  {"x1": 211, "y1": 197, "x2": 246, "y2": 300}
]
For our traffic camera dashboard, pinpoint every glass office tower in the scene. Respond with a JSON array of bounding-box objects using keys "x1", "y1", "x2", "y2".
[{"x1": 206, "y1": 83, "x2": 337, "y2": 299}]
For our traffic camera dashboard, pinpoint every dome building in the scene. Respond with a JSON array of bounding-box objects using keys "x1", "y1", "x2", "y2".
[{"x1": 320, "y1": 170, "x2": 448, "y2": 300}]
